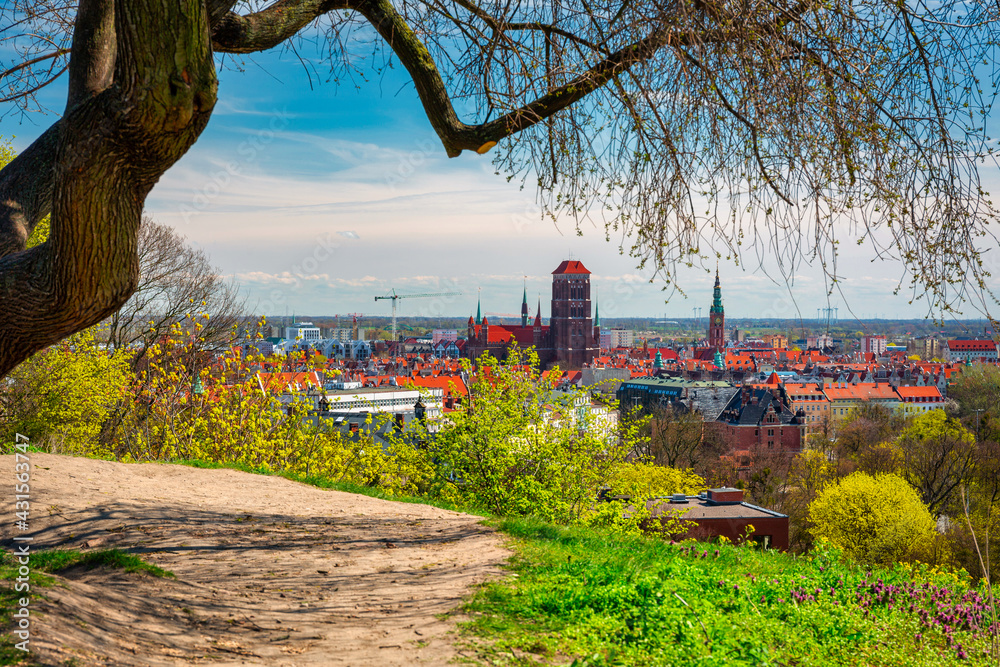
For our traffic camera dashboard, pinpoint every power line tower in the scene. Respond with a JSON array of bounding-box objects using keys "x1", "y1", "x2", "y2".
[{"x1": 374, "y1": 290, "x2": 462, "y2": 349}]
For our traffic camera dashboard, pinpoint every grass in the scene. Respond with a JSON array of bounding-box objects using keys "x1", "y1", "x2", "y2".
[
  {"x1": 0, "y1": 548, "x2": 173, "y2": 665},
  {"x1": 457, "y1": 517, "x2": 999, "y2": 666},
  {"x1": 8, "y1": 549, "x2": 174, "y2": 579}
]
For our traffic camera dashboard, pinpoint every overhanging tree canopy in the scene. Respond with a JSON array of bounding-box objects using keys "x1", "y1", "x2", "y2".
[{"x1": 1, "y1": 0, "x2": 997, "y2": 377}]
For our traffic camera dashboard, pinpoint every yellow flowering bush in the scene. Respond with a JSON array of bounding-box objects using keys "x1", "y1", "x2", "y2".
[
  {"x1": 808, "y1": 472, "x2": 936, "y2": 566},
  {"x1": 1, "y1": 326, "x2": 132, "y2": 455},
  {"x1": 101, "y1": 315, "x2": 433, "y2": 494}
]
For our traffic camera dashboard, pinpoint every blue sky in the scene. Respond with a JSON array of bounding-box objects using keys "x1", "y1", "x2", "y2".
[{"x1": 3, "y1": 36, "x2": 999, "y2": 324}]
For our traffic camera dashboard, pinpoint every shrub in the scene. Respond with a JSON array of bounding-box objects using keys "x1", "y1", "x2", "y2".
[
  {"x1": 429, "y1": 349, "x2": 639, "y2": 524},
  {"x1": 808, "y1": 471, "x2": 935, "y2": 565},
  {"x1": 1, "y1": 326, "x2": 132, "y2": 454},
  {"x1": 609, "y1": 462, "x2": 704, "y2": 498}
]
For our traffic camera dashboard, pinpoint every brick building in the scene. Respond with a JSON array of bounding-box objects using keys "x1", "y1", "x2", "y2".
[
  {"x1": 711, "y1": 385, "x2": 806, "y2": 452},
  {"x1": 650, "y1": 488, "x2": 790, "y2": 550},
  {"x1": 465, "y1": 260, "x2": 599, "y2": 369},
  {"x1": 708, "y1": 269, "x2": 726, "y2": 352}
]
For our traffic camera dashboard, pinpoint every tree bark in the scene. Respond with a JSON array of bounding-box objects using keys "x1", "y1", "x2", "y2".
[{"x1": 0, "y1": 0, "x2": 217, "y2": 378}]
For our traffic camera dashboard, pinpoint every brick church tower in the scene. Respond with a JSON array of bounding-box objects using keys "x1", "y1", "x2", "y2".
[
  {"x1": 708, "y1": 268, "x2": 726, "y2": 351},
  {"x1": 550, "y1": 260, "x2": 598, "y2": 368}
]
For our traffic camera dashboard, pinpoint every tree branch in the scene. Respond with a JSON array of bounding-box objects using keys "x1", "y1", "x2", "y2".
[
  {"x1": 212, "y1": 0, "x2": 356, "y2": 53},
  {"x1": 358, "y1": 0, "x2": 691, "y2": 157},
  {"x1": 66, "y1": 0, "x2": 116, "y2": 112},
  {"x1": 0, "y1": 123, "x2": 60, "y2": 258}
]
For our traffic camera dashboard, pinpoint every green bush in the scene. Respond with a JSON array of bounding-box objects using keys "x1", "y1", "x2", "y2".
[
  {"x1": 429, "y1": 349, "x2": 640, "y2": 524},
  {"x1": 808, "y1": 472, "x2": 936, "y2": 565}
]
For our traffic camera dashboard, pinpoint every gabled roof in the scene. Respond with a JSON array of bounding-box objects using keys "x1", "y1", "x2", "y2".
[
  {"x1": 717, "y1": 387, "x2": 799, "y2": 426},
  {"x1": 257, "y1": 371, "x2": 322, "y2": 395},
  {"x1": 552, "y1": 260, "x2": 591, "y2": 275}
]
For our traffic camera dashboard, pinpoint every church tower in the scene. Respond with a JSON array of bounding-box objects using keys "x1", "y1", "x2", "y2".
[
  {"x1": 550, "y1": 260, "x2": 598, "y2": 368},
  {"x1": 708, "y1": 268, "x2": 726, "y2": 351}
]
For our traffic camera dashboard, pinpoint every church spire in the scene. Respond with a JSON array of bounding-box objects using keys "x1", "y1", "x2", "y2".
[
  {"x1": 475, "y1": 288, "x2": 482, "y2": 325},
  {"x1": 534, "y1": 297, "x2": 542, "y2": 327},
  {"x1": 711, "y1": 266, "x2": 724, "y2": 314},
  {"x1": 593, "y1": 295, "x2": 600, "y2": 328},
  {"x1": 521, "y1": 279, "x2": 529, "y2": 326},
  {"x1": 708, "y1": 267, "x2": 726, "y2": 352}
]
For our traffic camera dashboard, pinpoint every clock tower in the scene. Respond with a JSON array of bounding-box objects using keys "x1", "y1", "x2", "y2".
[{"x1": 708, "y1": 269, "x2": 726, "y2": 351}]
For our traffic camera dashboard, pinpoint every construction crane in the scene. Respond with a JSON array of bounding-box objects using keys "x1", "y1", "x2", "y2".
[{"x1": 374, "y1": 290, "x2": 462, "y2": 346}]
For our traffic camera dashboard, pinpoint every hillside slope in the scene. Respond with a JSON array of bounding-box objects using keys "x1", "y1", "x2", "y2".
[{"x1": 0, "y1": 454, "x2": 508, "y2": 666}]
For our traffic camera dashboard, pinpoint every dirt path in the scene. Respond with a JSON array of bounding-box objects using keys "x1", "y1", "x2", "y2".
[{"x1": 1, "y1": 454, "x2": 509, "y2": 666}]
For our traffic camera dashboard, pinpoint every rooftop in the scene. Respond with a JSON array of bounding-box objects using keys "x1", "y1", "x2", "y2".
[
  {"x1": 649, "y1": 496, "x2": 788, "y2": 520},
  {"x1": 551, "y1": 260, "x2": 591, "y2": 275}
]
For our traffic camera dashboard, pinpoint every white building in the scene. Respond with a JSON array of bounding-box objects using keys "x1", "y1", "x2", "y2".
[
  {"x1": 947, "y1": 339, "x2": 999, "y2": 362},
  {"x1": 600, "y1": 328, "x2": 634, "y2": 349},
  {"x1": 285, "y1": 322, "x2": 321, "y2": 342},
  {"x1": 316, "y1": 386, "x2": 444, "y2": 431},
  {"x1": 806, "y1": 334, "x2": 835, "y2": 349}
]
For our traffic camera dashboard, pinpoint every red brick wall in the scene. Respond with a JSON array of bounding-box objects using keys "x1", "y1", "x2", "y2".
[
  {"x1": 710, "y1": 421, "x2": 803, "y2": 453},
  {"x1": 679, "y1": 516, "x2": 790, "y2": 551}
]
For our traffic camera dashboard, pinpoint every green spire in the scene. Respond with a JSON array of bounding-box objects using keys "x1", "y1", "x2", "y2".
[
  {"x1": 594, "y1": 297, "x2": 601, "y2": 328},
  {"x1": 714, "y1": 349, "x2": 725, "y2": 370},
  {"x1": 710, "y1": 268, "x2": 724, "y2": 314},
  {"x1": 653, "y1": 350, "x2": 663, "y2": 368},
  {"x1": 475, "y1": 292, "x2": 482, "y2": 325}
]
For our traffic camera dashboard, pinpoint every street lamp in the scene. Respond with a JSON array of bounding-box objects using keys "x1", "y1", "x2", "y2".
[{"x1": 972, "y1": 408, "x2": 984, "y2": 442}]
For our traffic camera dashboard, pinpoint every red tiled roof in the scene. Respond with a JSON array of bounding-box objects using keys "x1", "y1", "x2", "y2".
[
  {"x1": 487, "y1": 327, "x2": 513, "y2": 343},
  {"x1": 551, "y1": 260, "x2": 591, "y2": 275},
  {"x1": 257, "y1": 371, "x2": 322, "y2": 394},
  {"x1": 948, "y1": 340, "x2": 997, "y2": 351},
  {"x1": 895, "y1": 386, "x2": 943, "y2": 399},
  {"x1": 400, "y1": 375, "x2": 468, "y2": 397}
]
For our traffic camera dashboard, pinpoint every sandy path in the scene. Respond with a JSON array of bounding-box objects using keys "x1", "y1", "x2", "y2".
[{"x1": 1, "y1": 454, "x2": 509, "y2": 666}]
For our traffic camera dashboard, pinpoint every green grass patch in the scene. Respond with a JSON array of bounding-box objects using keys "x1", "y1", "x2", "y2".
[
  {"x1": 1, "y1": 548, "x2": 174, "y2": 579},
  {"x1": 460, "y1": 517, "x2": 997, "y2": 666}
]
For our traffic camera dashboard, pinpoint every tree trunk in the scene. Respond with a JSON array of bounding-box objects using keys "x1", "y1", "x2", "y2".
[{"x1": 0, "y1": 0, "x2": 217, "y2": 378}]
